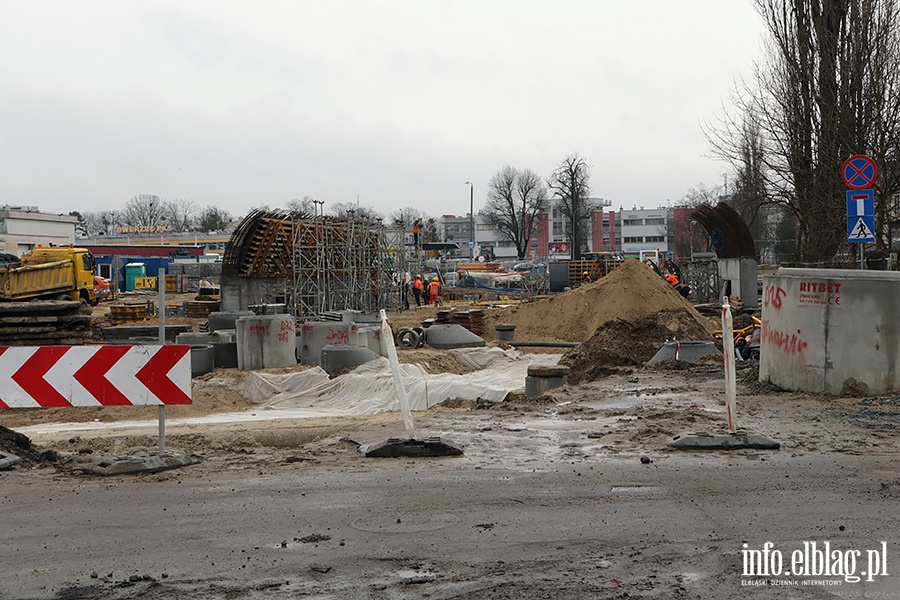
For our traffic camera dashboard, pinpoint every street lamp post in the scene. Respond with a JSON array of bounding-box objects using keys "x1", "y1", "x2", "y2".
[{"x1": 465, "y1": 181, "x2": 474, "y2": 260}]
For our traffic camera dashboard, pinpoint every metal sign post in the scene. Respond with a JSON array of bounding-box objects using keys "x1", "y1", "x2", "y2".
[{"x1": 158, "y1": 267, "x2": 167, "y2": 455}]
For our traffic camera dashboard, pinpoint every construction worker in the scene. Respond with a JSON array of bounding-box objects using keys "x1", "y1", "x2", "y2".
[
  {"x1": 427, "y1": 276, "x2": 441, "y2": 305},
  {"x1": 412, "y1": 218, "x2": 423, "y2": 247},
  {"x1": 666, "y1": 272, "x2": 691, "y2": 298},
  {"x1": 413, "y1": 274, "x2": 424, "y2": 306},
  {"x1": 582, "y1": 271, "x2": 592, "y2": 284},
  {"x1": 400, "y1": 277, "x2": 410, "y2": 310}
]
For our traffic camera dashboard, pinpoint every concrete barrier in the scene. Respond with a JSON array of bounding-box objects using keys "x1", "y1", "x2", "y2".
[
  {"x1": 761, "y1": 268, "x2": 900, "y2": 394},
  {"x1": 236, "y1": 314, "x2": 297, "y2": 370}
]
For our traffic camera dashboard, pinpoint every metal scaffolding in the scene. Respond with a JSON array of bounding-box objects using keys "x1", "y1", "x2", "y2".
[
  {"x1": 222, "y1": 209, "x2": 382, "y2": 317},
  {"x1": 225, "y1": 209, "x2": 434, "y2": 317}
]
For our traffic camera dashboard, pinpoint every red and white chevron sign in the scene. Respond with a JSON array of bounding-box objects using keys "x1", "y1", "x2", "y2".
[{"x1": 0, "y1": 345, "x2": 191, "y2": 408}]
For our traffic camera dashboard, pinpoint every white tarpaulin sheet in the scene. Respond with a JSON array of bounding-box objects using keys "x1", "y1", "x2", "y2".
[
  {"x1": 15, "y1": 348, "x2": 562, "y2": 434},
  {"x1": 242, "y1": 348, "x2": 561, "y2": 417}
]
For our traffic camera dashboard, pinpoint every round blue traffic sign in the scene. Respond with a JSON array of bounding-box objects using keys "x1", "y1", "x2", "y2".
[{"x1": 842, "y1": 155, "x2": 878, "y2": 189}]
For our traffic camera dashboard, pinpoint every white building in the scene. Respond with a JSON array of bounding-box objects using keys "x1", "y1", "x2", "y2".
[
  {"x1": 617, "y1": 207, "x2": 670, "y2": 254},
  {"x1": 0, "y1": 206, "x2": 78, "y2": 256}
]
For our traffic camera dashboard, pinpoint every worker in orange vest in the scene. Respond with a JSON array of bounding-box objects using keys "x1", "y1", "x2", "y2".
[
  {"x1": 427, "y1": 276, "x2": 441, "y2": 305},
  {"x1": 666, "y1": 272, "x2": 691, "y2": 298},
  {"x1": 412, "y1": 275, "x2": 424, "y2": 306}
]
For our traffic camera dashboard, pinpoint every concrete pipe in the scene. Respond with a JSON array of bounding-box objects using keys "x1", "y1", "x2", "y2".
[
  {"x1": 395, "y1": 328, "x2": 421, "y2": 350},
  {"x1": 412, "y1": 327, "x2": 426, "y2": 348}
]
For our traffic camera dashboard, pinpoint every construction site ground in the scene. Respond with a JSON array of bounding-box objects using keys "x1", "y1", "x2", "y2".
[{"x1": 3, "y1": 261, "x2": 900, "y2": 598}]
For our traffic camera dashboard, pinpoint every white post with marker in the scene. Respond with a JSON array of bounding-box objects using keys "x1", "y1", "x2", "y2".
[
  {"x1": 722, "y1": 296, "x2": 737, "y2": 433},
  {"x1": 379, "y1": 309, "x2": 416, "y2": 439}
]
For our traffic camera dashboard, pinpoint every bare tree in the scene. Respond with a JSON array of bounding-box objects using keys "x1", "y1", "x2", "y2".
[
  {"x1": 121, "y1": 194, "x2": 169, "y2": 228},
  {"x1": 81, "y1": 210, "x2": 120, "y2": 237},
  {"x1": 387, "y1": 207, "x2": 430, "y2": 229},
  {"x1": 286, "y1": 196, "x2": 317, "y2": 216},
  {"x1": 708, "y1": 0, "x2": 900, "y2": 262},
  {"x1": 328, "y1": 201, "x2": 383, "y2": 224},
  {"x1": 482, "y1": 166, "x2": 548, "y2": 260},
  {"x1": 547, "y1": 154, "x2": 591, "y2": 260},
  {"x1": 166, "y1": 198, "x2": 197, "y2": 233}
]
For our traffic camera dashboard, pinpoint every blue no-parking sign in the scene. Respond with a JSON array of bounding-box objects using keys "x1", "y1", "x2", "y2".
[{"x1": 843, "y1": 156, "x2": 877, "y2": 244}]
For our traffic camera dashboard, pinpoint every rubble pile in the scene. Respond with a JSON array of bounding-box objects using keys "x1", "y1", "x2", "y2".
[
  {"x1": 0, "y1": 426, "x2": 54, "y2": 468},
  {"x1": 560, "y1": 309, "x2": 715, "y2": 384}
]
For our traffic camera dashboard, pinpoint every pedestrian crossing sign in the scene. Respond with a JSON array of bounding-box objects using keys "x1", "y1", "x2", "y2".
[{"x1": 847, "y1": 215, "x2": 875, "y2": 243}]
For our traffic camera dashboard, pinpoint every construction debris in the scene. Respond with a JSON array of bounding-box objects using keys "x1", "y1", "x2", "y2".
[{"x1": 560, "y1": 309, "x2": 714, "y2": 384}]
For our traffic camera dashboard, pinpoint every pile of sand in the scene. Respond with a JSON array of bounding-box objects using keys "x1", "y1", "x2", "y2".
[
  {"x1": 484, "y1": 259, "x2": 717, "y2": 342},
  {"x1": 560, "y1": 309, "x2": 716, "y2": 384}
]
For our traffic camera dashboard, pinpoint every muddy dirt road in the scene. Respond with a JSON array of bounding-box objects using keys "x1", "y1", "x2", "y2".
[{"x1": 4, "y1": 364, "x2": 900, "y2": 599}]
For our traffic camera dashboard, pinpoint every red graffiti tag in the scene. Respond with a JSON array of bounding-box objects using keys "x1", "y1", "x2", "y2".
[
  {"x1": 762, "y1": 320, "x2": 808, "y2": 357},
  {"x1": 763, "y1": 285, "x2": 786, "y2": 310},
  {"x1": 326, "y1": 329, "x2": 348, "y2": 344}
]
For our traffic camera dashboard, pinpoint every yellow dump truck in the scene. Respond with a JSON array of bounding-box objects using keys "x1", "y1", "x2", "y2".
[{"x1": 0, "y1": 246, "x2": 97, "y2": 305}]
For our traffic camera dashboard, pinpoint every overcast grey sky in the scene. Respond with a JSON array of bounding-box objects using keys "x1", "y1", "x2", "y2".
[{"x1": 0, "y1": 1, "x2": 764, "y2": 219}]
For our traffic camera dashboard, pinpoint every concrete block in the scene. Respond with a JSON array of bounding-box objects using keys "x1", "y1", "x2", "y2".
[
  {"x1": 761, "y1": 268, "x2": 900, "y2": 394},
  {"x1": 669, "y1": 431, "x2": 780, "y2": 450},
  {"x1": 208, "y1": 311, "x2": 255, "y2": 332},
  {"x1": 79, "y1": 451, "x2": 202, "y2": 475},
  {"x1": 0, "y1": 451, "x2": 22, "y2": 470},
  {"x1": 213, "y1": 342, "x2": 238, "y2": 368}
]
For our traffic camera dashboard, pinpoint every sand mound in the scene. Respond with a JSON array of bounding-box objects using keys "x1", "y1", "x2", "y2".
[
  {"x1": 560, "y1": 308, "x2": 715, "y2": 384},
  {"x1": 484, "y1": 259, "x2": 716, "y2": 342}
]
